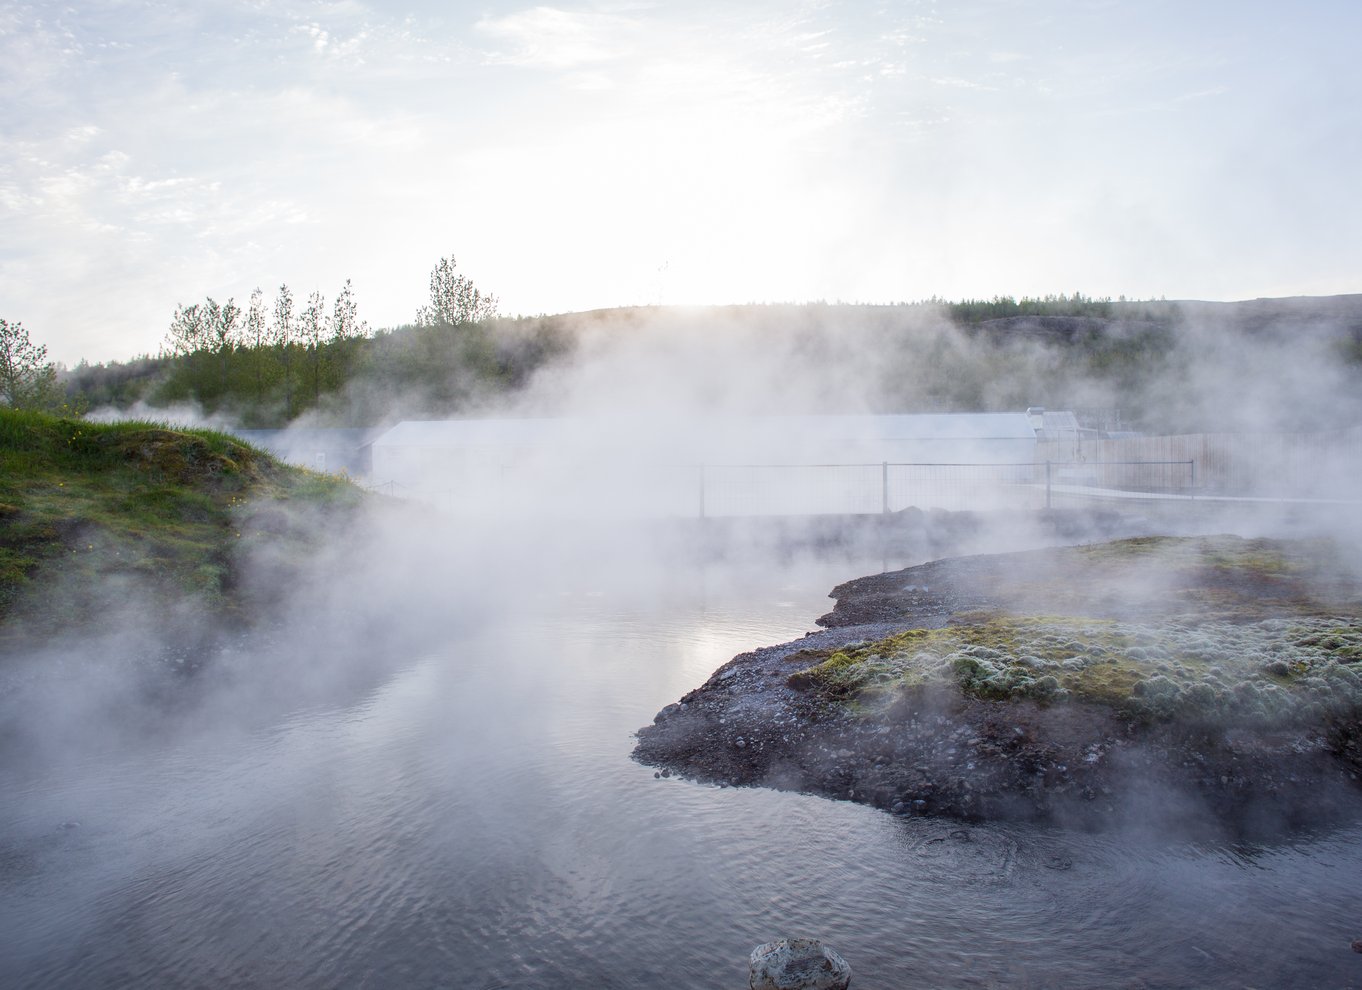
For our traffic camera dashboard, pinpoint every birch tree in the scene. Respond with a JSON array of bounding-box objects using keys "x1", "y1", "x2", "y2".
[
  {"x1": 300, "y1": 289, "x2": 327, "y2": 405},
  {"x1": 246, "y1": 287, "x2": 268, "y2": 404},
  {"x1": 330, "y1": 278, "x2": 368, "y2": 341},
  {"x1": 273, "y1": 284, "x2": 295, "y2": 419},
  {"x1": 0, "y1": 318, "x2": 58, "y2": 409},
  {"x1": 415, "y1": 255, "x2": 499, "y2": 327},
  {"x1": 164, "y1": 302, "x2": 208, "y2": 357},
  {"x1": 207, "y1": 297, "x2": 241, "y2": 396}
]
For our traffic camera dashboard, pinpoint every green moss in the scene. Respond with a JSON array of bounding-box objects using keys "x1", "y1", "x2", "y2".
[
  {"x1": 1294, "y1": 627, "x2": 1362, "y2": 661},
  {"x1": 788, "y1": 610, "x2": 1362, "y2": 729},
  {"x1": 0, "y1": 407, "x2": 366, "y2": 638},
  {"x1": 1068, "y1": 536, "x2": 1325, "y2": 597},
  {"x1": 1074, "y1": 535, "x2": 1170, "y2": 559}
]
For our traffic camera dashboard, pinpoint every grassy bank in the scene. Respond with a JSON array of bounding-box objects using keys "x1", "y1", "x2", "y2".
[{"x1": 0, "y1": 408, "x2": 364, "y2": 644}]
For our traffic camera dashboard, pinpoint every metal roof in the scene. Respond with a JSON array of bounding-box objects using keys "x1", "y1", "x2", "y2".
[{"x1": 370, "y1": 413, "x2": 1038, "y2": 448}]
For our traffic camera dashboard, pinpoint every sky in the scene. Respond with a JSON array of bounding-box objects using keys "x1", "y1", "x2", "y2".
[{"x1": 2, "y1": 0, "x2": 1360, "y2": 365}]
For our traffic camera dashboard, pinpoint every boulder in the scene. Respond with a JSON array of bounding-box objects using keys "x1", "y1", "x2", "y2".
[{"x1": 749, "y1": 938, "x2": 851, "y2": 990}]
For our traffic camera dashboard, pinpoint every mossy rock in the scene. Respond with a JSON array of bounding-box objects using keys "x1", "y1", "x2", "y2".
[{"x1": 795, "y1": 536, "x2": 1362, "y2": 731}]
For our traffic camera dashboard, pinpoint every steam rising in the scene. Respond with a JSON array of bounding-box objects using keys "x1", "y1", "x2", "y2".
[
  {"x1": 34, "y1": 300, "x2": 1362, "y2": 732},
  {"x1": 6, "y1": 299, "x2": 1362, "y2": 986},
  {"x1": 48, "y1": 298, "x2": 1362, "y2": 725}
]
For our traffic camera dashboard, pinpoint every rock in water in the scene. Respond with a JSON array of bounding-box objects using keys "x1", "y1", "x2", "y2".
[{"x1": 749, "y1": 938, "x2": 851, "y2": 990}]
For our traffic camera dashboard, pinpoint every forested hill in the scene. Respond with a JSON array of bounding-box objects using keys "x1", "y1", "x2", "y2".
[{"x1": 61, "y1": 294, "x2": 1362, "y2": 434}]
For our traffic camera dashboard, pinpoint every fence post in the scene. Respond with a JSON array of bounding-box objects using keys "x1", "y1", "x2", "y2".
[
  {"x1": 1045, "y1": 460, "x2": 1052, "y2": 509},
  {"x1": 882, "y1": 461, "x2": 889, "y2": 515},
  {"x1": 699, "y1": 463, "x2": 706, "y2": 519}
]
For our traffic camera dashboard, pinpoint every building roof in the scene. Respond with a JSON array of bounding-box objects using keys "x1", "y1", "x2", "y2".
[{"x1": 370, "y1": 413, "x2": 1038, "y2": 449}]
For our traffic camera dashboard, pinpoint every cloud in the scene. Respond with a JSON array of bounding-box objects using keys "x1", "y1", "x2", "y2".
[
  {"x1": 927, "y1": 75, "x2": 1000, "y2": 92},
  {"x1": 4, "y1": 0, "x2": 1362, "y2": 365},
  {"x1": 476, "y1": 6, "x2": 639, "y2": 70}
]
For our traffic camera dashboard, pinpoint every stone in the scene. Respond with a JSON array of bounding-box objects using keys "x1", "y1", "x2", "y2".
[{"x1": 749, "y1": 938, "x2": 851, "y2": 990}]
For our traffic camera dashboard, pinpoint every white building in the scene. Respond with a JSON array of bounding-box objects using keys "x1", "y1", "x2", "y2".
[{"x1": 368, "y1": 412, "x2": 1042, "y2": 517}]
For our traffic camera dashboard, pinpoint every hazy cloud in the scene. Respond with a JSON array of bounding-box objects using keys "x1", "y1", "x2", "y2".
[{"x1": 476, "y1": 6, "x2": 639, "y2": 69}]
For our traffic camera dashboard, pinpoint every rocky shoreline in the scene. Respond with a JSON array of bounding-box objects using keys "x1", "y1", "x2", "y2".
[{"x1": 634, "y1": 535, "x2": 1362, "y2": 834}]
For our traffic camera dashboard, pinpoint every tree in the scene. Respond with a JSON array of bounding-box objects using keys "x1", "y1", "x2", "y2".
[
  {"x1": 300, "y1": 289, "x2": 328, "y2": 405},
  {"x1": 208, "y1": 297, "x2": 241, "y2": 354},
  {"x1": 273, "y1": 284, "x2": 295, "y2": 419},
  {"x1": 246, "y1": 287, "x2": 268, "y2": 405},
  {"x1": 330, "y1": 278, "x2": 368, "y2": 341},
  {"x1": 208, "y1": 297, "x2": 241, "y2": 396},
  {"x1": 415, "y1": 255, "x2": 499, "y2": 327},
  {"x1": 164, "y1": 302, "x2": 208, "y2": 357},
  {"x1": 0, "y1": 318, "x2": 59, "y2": 409},
  {"x1": 163, "y1": 301, "x2": 206, "y2": 400}
]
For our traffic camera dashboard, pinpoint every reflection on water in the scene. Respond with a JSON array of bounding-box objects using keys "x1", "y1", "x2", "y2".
[{"x1": 3, "y1": 550, "x2": 1362, "y2": 989}]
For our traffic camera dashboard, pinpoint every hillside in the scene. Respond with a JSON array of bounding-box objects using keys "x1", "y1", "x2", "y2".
[
  {"x1": 0, "y1": 408, "x2": 365, "y2": 649},
  {"x1": 60, "y1": 294, "x2": 1362, "y2": 432}
]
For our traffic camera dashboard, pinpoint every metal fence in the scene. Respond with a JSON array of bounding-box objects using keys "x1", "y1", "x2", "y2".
[
  {"x1": 365, "y1": 441, "x2": 1362, "y2": 518},
  {"x1": 697, "y1": 460, "x2": 1197, "y2": 517},
  {"x1": 1038, "y1": 430, "x2": 1362, "y2": 498},
  {"x1": 364, "y1": 458, "x2": 1198, "y2": 518}
]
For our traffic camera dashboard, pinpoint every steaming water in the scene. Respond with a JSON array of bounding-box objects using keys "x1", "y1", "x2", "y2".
[{"x1": 3, "y1": 547, "x2": 1362, "y2": 989}]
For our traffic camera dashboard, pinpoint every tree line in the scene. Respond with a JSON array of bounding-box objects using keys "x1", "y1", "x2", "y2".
[
  {"x1": 15, "y1": 274, "x2": 1359, "y2": 434},
  {"x1": 943, "y1": 292, "x2": 1175, "y2": 324},
  {"x1": 49, "y1": 255, "x2": 569, "y2": 427},
  {"x1": 156, "y1": 254, "x2": 507, "y2": 422},
  {"x1": 159, "y1": 279, "x2": 369, "y2": 422},
  {"x1": 9, "y1": 272, "x2": 1181, "y2": 425},
  {"x1": 41, "y1": 254, "x2": 529, "y2": 426}
]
